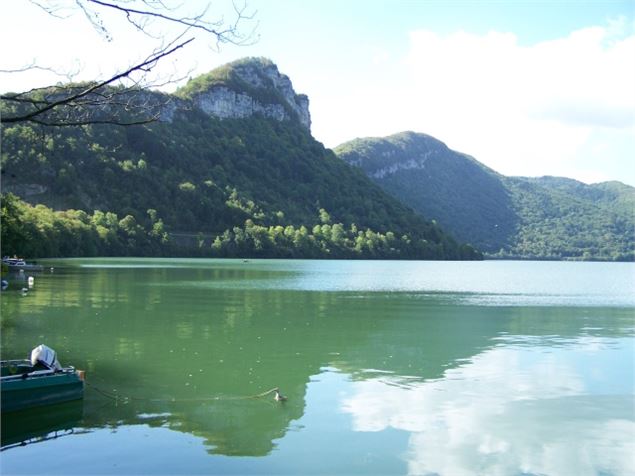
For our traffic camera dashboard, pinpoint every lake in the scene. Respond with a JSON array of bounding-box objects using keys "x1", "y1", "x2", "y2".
[{"x1": 1, "y1": 259, "x2": 634, "y2": 475}]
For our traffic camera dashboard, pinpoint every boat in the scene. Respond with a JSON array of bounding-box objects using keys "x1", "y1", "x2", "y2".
[
  {"x1": 1, "y1": 256, "x2": 44, "y2": 272},
  {"x1": 1, "y1": 345, "x2": 85, "y2": 413},
  {"x1": 2, "y1": 257, "x2": 26, "y2": 267}
]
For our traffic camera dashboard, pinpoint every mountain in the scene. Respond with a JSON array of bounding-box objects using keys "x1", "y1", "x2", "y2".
[
  {"x1": 0, "y1": 59, "x2": 480, "y2": 260},
  {"x1": 335, "y1": 132, "x2": 634, "y2": 261}
]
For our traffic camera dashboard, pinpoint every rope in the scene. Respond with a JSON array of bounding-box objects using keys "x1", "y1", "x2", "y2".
[
  {"x1": 86, "y1": 382, "x2": 281, "y2": 404},
  {"x1": 244, "y1": 387, "x2": 279, "y2": 399}
]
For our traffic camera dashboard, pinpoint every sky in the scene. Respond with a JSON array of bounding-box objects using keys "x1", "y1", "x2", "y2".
[{"x1": 1, "y1": 0, "x2": 634, "y2": 186}]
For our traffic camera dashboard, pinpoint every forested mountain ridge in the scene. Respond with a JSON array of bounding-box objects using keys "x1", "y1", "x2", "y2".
[
  {"x1": 335, "y1": 132, "x2": 634, "y2": 261},
  {"x1": 0, "y1": 59, "x2": 480, "y2": 260}
]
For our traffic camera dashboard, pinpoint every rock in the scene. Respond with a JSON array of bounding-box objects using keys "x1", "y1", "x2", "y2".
[{"x1": 178, "y1": 58, "x2": 311, "y2": 130}]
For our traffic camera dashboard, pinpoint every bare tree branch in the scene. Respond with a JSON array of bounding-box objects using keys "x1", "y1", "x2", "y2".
[
  {"x1": 28, "y1": 0, "x2": 74, "y2": 19},
  {"x1": 1, "y1": 0, "x2": 257, "y2": 126},
  {"x1": 0, "y1": 60, "x2": 81, "y2": 83},
  {"x1": 29, "y1": 115, "x2": 160, "y2": 127},
  {"x1": 88, "y1": 0, "x2": 218, "y2": 34},
  {"x1": 1, "y1": 38, "x2": 193, "y2": 125},
  {"x1": 75, "y1": 0, "x2": 113, "y2": 41}
]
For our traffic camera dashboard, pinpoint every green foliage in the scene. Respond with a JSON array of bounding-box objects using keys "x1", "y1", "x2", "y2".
[
  {"x1": 1, "y1": 105, "x2": 479, "y2": 260},
  {"x1": 0, "y1": 192, "x2": 479, "y2": 260},
  {"x1": 209, "y1": 213, "x2": 481, "y2": 260},
  {"x1": 336, "y1": 132, "x2": 634, "y2": 262},
  {"x1": 1, "y1": 61, "x2": 482, "y2": 260},
  {"x1": 496, "y1": 177, "x2": 635, "y2": 261},
  {"x1": 0, "y1": 193, "x2": 171, "y2": 258},
  {"x1": 318, "y1": 208, "x2": 331, "y2": 224},
  {"x1": 336, "y1": 132, "x2": 517, "y2": 252}
]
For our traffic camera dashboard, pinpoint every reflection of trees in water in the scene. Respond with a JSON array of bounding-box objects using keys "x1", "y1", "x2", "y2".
[{"x1": 2, "y1": 262, "x2": 632, "y2": 457}]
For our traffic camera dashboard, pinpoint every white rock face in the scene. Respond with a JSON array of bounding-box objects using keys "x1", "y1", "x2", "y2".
[
  {"x1": 190, "y1": 60, "x2": 311, "y2": 130},
  {"x1": 196, "y1": 87, "x2": 289, "y2": 122},
  {"x1": 370, "y1": 151, "x2": 434, "y2": 179}
]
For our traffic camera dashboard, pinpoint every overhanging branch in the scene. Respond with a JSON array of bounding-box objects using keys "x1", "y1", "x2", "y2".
[
  {"x1": 1, "y1": 37, "x2": 193, "y2": 126},
  {"x1": 1, "y1": 0, "x2": 257, "y2": 127}
]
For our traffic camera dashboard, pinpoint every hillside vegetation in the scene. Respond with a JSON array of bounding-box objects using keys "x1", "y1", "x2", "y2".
[
  {"x1": 1, "y1": 61, "x2": 480, "y2": 260},
  {"x1": 336, "y1": 132, "x2": 634, "y2": 261}
]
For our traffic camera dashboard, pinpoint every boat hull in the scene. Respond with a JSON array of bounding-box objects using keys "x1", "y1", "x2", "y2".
[{"x1": 1, "y1": 372, "x2": 84, "y2": 413}]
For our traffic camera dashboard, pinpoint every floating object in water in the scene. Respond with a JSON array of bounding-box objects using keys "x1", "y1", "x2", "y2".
[
  {"x1": 2, "y1": 257, "x2": 43, "y2": 272},
  {"x1": 28, "y1": 276, "x2": 34, "y2": 287},
  {"x1": 21, "y1": 288, "x2": 28, "y2": 296},
  {"x1": 273, "y1": 388, "x2": 287, "y2": 402},
  {"x1": 1, "y1": 280, "x2": 7, "y2": 291}
]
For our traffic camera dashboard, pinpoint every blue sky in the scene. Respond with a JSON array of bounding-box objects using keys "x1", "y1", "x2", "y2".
[{"x1": 2, "y1": 0, "x2": 634, "y2": 185}]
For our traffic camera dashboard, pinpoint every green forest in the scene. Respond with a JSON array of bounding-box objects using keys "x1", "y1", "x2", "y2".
[
  {"x1": 1, "y1": 193, "x2": 479, "y2": 260},
  {"x1": 1, "y1": 67, "x2": 480, "y2": 261},
  {"x1": 336, "y1": 132, "x2": 635, "y2": 262}
]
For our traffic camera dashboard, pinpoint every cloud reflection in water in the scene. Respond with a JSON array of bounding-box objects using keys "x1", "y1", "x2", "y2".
[{"x1": 341, "y1": 338, "x2": 635, "y2": 476}]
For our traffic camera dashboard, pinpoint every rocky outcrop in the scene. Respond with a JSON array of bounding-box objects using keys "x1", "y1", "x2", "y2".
[
  {"x1": 195, "y1": 87, "x2": 290, "y2": 123},
  {"x1": 177, "y1": 58, "x2": 311, "y2": 130},
  {"x1": 231, "y1": 60, "x2": 311, "y2": 129},
  {"x1": 368, "y1": 152, "x2": 434, "y2": 179}
]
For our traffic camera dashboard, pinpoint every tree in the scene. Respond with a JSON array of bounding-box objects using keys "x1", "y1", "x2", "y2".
[
  {"x1": 318, "y1": 208, "x2": 331, "y2": 224},
  {"x1": 0, "y1": 0, "x2": 257, "y2": 126}
]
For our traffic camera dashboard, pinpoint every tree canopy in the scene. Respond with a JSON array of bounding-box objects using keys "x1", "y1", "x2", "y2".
[
  {"x1": 337, "y1": 132, "x2": 634, "y2": 262},
  {"x1": 1, "y1": 82, "x2": 481, "y2": 261}
]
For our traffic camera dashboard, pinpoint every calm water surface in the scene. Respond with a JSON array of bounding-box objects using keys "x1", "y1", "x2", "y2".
[{"x1": 1, "y1": 259, "x2": 634, "y2": 475}]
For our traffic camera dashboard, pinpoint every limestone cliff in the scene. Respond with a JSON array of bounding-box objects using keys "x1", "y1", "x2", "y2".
[{"x1": 175, "y1": 58, "x2": 311, "y2": 130}]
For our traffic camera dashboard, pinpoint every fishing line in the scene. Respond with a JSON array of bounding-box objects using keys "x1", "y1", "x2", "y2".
[{"x1": 85, "y1": 382, "x2": 281, "y2": 404}]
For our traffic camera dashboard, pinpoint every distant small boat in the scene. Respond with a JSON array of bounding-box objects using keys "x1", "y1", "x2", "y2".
[
  {"x1": 1, "y1": 257, "x2": 43, "y2": 272},
  {"x1": 1, "y1": 345, "x2": 85, "y2": 413},
  {"x1": 2, "y1": 256, "x2": 26, "y2": 267}
]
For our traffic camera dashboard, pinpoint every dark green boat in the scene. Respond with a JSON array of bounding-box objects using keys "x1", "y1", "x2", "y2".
[{"x1": 1, "y1": 345, "x2": 84, "y2": 413}]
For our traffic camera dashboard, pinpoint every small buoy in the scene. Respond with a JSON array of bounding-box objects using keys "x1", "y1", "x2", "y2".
[{"x1": 28, "y1": 276, "x2": 34, "y2": 287}]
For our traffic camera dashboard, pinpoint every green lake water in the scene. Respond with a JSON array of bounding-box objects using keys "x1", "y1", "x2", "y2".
[{"x1": 1, "y1": 259, "x2": 634, "y2": 475}]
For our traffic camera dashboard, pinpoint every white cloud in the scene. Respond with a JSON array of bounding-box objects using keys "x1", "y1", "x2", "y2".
[
  {"x1": 523, "y1": 28, "x2": 635, "y2": 128},
  {"x1": 315, "y1": 20, "x2": 635, "y2": 185},
  {"x1": 402, "y1": 24, "x2": 635, "y2": 181}
]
